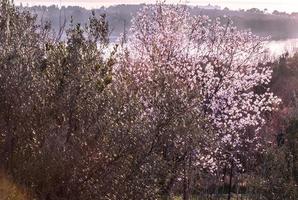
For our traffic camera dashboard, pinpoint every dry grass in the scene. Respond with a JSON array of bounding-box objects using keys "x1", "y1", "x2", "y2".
[{"x1": 0, "y1": 171, "x2": 30, "y2": 200}]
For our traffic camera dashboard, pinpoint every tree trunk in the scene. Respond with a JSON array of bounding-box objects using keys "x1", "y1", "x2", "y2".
[
  {"x1": 183, "y1": 158, "x2": 190, "y2": 200},
  {"x1": 1, "y1": 112, "x2": 16, "y2": 171},
  {"x1": 183, "y1": 153, "x2": 193, "y2": 200},
  {"x1": 1, "y1": 132, "x2": 14, "y2": 170},
  {"x1": 222, "y1": 164, "x2": 227, "y2": 196},
  {"x1": 227, "y1": 161, "x2": 234, "y2": 200}
]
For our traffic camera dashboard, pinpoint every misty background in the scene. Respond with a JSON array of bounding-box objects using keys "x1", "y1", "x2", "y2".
[{"x1": 17, "y1": 3, "x2": 298, "y2": 42}]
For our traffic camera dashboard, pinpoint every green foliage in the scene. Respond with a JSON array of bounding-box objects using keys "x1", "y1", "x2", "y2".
[
  {"x1": 248, "y1": 150, "x2": 297, "y2": 199},
  {"x1": 285, "y1": 119, "x2": 298, "y2": 184},
  {"x1": 0, "y1": 0, "x2": 116, "y2": 199}
]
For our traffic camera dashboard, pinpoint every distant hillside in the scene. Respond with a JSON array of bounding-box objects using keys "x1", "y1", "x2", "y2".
[{"x1": 20, "y1": 4, "x2": 298, "y2": 41}]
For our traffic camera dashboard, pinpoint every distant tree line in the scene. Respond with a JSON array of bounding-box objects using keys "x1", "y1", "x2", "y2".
[{"x1": 19, "y1": 4, "x2": 298, "y2": 41}]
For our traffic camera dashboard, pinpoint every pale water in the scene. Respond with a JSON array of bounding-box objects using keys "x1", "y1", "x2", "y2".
[{"x1": 267, "y1": 38, "x2": 298, "y2": 57}]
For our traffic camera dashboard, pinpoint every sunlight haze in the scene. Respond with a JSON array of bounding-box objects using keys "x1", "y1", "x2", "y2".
[{"x1": 14, "y1": 0, "x2": 298, "y2": 12}]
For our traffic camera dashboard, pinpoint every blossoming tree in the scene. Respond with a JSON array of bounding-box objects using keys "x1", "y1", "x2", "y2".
[{"x1": 117, "y1": 3, "x2": 280, "y2": 197}]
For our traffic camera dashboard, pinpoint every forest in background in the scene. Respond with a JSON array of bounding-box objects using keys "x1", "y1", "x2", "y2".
[{"x1": 20, "y1": 4, "x2": 298, "y2": 40}]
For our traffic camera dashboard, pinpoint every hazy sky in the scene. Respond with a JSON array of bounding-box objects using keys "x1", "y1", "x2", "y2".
[{"x1": 14, "y1": 0, "x2": 298, "y2": 13}]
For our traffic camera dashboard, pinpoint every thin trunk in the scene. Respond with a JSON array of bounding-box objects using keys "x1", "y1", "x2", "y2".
[
  {"x1": 1, "y1": 110, "x2": 15, "y2": 170},
  {"x1": 1, "y1": 132, "x2": 14, "y2": 170},
  {"x1": 183, "y1": 157, "x2": 190, "y2": 200},
  {"x1": 222, "y1": 165, "x2": 227, "y2": 195},
  {"x1": 236, "y1": 180, "x2": 239, "y2": 200},
  {"x1": 227, "y1": 161, "x2": 234, "y2": 200}
]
